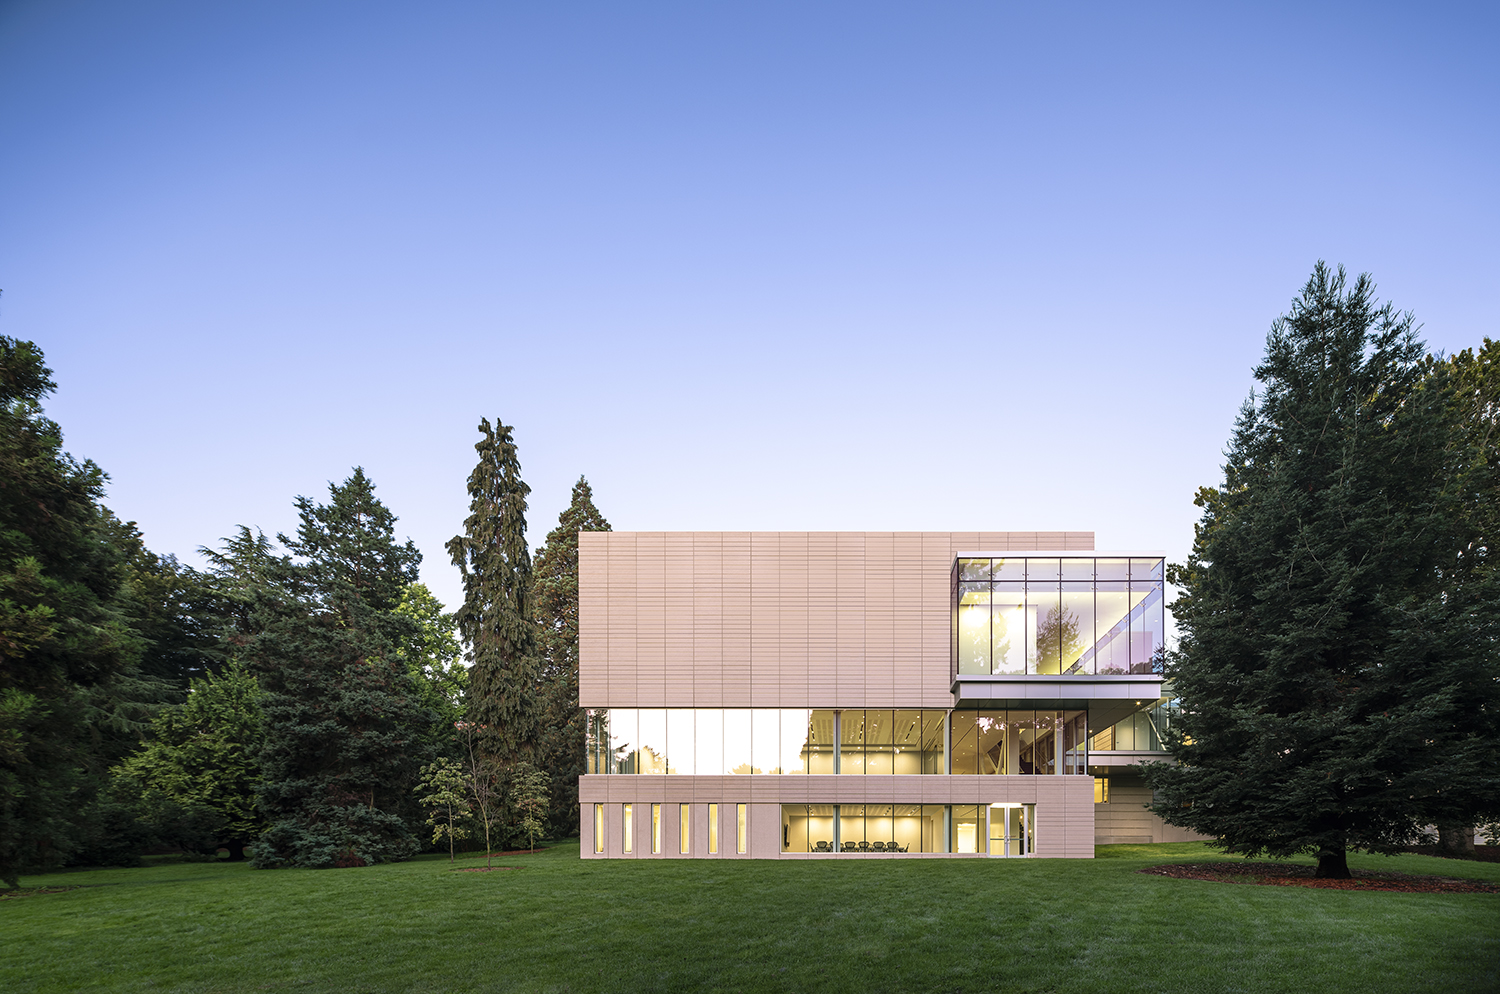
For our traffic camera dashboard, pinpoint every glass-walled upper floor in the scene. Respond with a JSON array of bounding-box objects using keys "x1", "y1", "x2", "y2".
[
  {"x1": 585, "y1": 707, "x2": 1087, "y2": 776},
  {"x1": 1089, "y1": 698, "x2": 1174, "y2": 751},
  {"x1": 952, "y1": 556, "x2": 1165, "y2": 677}
]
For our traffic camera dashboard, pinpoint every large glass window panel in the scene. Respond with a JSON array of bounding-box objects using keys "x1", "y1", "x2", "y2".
[
  {"x1": 780, "y1": 708, "x2": 811, "y2": 775},
  {"x1": 923, "y1": 805, "x2": 948, "y2": 853},
  {"x1": 949, "y1": 711, "x2": 977, "y2": 775},
  {"x1": 807, "y1": 804, "x2": 836, "y2": 852},
  {"x1": 725, "y1": 710, "x2": 753, "y2": 775},
  {"x1": 1131, "y1": 581, "x2": 1165, "y2": 673},
  {"x1": 1059, "y1": 584, "x2": 1095, "y2": 675},
  {"x1": 992, "y1": 558, "x2": 1026, "y2": 581},
  {"x1": 951, "y1": 805, "x2": 981, "y2": 853},
  {"x1": 806, "y1": 710, "x2": 836, "y2": 774},
  {"x1": 611, "y1": 708, "x2": 638, "y2": 774},
  {"x1": 865, "y1": 710, "x2": 895, "y2": 774},
  {"x1": 782, "y1": 804, "x2": 809, "y2": 853},
  {"x1": 586, "y1": 709, "x2": 605, "y2": 774},
  {"x1": 838, "y1": 804, "x2": 866, "y2": 851},
  {"x1": 752, "y1": 709, "x2": 780, "y2": 774},
  {"x1": 1095, "y1": 558, "x2": 1129, "y2": 581},
  {"x1": 1011, "y1": 712, "x2": 1039, "y2": 774},
  {"x1": 893, "y1": 804, "x2": 923, "y2": 853},
  {"x1": 958, "y1": 558, "x2": 991, "y2": 581},
  {"x1": 957, "y1": 582, "x2": 991, "y2": 674},
  {"x1": 637, "y1": 709, "x2": 668, "y2": 774},
  {"x1": 1027, "y1": 581, "x2": 1062, "y2": 674},
  {"x1": 840, "y1": 710, "x2": 866, "y2": 774},
  {"x1": 976, "y1": 711, "x2": 1006, "y2": 775},
  {"x1": 1131, "y1": 558, "x2": 1164, "y2": 582},
  {"x1": 696, "y1": 708, "x2": 724, "y2": 777},
  {"x1": 1060, "y1": 558, "x2": 1094, "y2": 581},
  {"x1": 1063, "y1": 710, "x2": 1088, "y2": 775},
  {"x1": 1026, "y1": 558, "x2": 1060, "y2": 581},
  {"x1": 892, "y1": 710, "x2": 923, "y2": 775},
  {"x1": 1031, "y1": 711, "x2": 1060, "y2": 775},
  {"x1": 921, "y1": 711, "x2": 947, "y2": 774},
  {"x1": 1094, "y1": 582, "x2": 1131, "y2": 675},
  {"x1": 666, "y1": 709, "x2": 695, "y2": 775},
  {"x1": 991, "y1": 584, "x2": 1025, "y2": 674},
  {"x1": 866, "y1": 804, "x2": 895, "y2": 848}
]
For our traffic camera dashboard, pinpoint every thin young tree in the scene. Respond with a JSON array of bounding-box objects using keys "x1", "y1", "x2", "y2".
[
  {"x1": 446, "y1": 420, "x2": 539, "y2": 765},
  {"x1": 414, "y1": 758, "x2": 471, "y2": 863},
  {"x1": 455, "y1": 721, "x2": 504, "y2": 870},
  {"x1": 1145, "y1": 264, "x2": 1500, "y2": 878}
]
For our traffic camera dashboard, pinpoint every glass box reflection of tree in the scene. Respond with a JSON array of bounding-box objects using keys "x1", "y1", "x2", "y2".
[{"x1": 1033, "y1": 606, "x2": 1085, "y2": 675}]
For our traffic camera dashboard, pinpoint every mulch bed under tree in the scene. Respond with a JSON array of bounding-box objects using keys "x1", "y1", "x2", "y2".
[
  {"x1": 1400, "y1": 844, "x2": 1500, "y2": 863},
  {"x1": 1140, "y1": 862, "x2": 1499, "y2": 893}
]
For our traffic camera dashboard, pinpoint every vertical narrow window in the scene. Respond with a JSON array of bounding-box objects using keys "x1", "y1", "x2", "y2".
[
  {"x1": 622, "y1": 804, "x2": 633, "y2": 853},
  {"x1": 679, "y1": 804, "x2": 691, "y2": 854},
  {"x1": 736, "y1": 803, "x2": 747, "y2": 854},
  {"x1": 1094, "y1": 778, "x2": 1109, "y2": 803},
  {"x1": 708, "y1": 803, "x2": 719, "y2": 854},
  {"x1": 594, "y1": 804, "x2": 604, "y2": 853},
  {"x1": 651, "y1": 803, "x2": 661, "y2": 854}
]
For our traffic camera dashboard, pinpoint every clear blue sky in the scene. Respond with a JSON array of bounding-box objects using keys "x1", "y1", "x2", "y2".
[{"x1": 2, "y1": 1, "x2": 1495, "y2": 612}]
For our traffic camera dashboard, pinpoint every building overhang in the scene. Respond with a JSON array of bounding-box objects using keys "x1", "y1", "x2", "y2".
[{"x1": 950, "y1": 674, "x2": 1164, "y2": 729}]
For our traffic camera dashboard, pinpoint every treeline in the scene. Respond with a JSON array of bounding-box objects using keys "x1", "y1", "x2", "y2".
[{"x1": 0, "y1": 338, "x2": 606, "y2": 885}]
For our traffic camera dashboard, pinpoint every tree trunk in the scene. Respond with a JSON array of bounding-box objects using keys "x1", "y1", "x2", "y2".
[
  {"x1": 1436, "y1": 824, "x2": 1476, "y2": 855},
  {"x1": 1314, "y1": 846, "x2": 1351, "y2": 879},
  {"x1": 223, "y1": 841, "x2": 246, "y2": 862}
]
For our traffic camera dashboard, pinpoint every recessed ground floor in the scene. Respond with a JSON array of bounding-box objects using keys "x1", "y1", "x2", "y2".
[{"x1": 577, "y1": 774, "x2": 1096, "y2": 858}]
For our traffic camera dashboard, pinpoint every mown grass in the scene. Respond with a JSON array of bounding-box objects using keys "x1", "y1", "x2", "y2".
[{"x1": 2, "y1": 842, "x2": 1496, "y2": 993}]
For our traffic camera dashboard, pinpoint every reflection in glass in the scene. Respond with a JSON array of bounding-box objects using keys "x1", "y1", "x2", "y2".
[
  {"x1": 1027, "y1": 581, "x2": 1062, "y2": 674},
  {"x1": 991, "y1": 585, "x2": 1025, "y2": 674},
  {"x1": 1134, "y1": 581, "x2": 1164, "y2": 673},
  {"x1": 667, "y1": 709, "x2": 694, "y2": 774},
  {"x1": 1131, "y1": 558, "x2": 1164, "y2": 582},
  {"x1": 1094, "y1": 582, "x2": 1131, "y2": 674},
  {"x1": 1011, "y1": 713, "x2": 1038, "y2": 774},
  {"x1": 957, "y1": 583, "x2": 991, "y2": 674},
  {"x1": 781, "y1": 708, "x2": 811, "y2": 775},
  {"x1": 993, "y1": 558, "x2": 1026, "y2": 581},
  {"x1": 725, "y1": 709, "x2": 753, "y2": 775},
  {"x1": 611, "y1": 708, "x2": 638, "y2": 774},
  {"x1": 696, "y1": 708, "x2": 724, "y2": 776},
  {"x1": 977, "y1": 711, "x2": 1005, "y2": 775},
  {"x1": 806, "y1": 710, "x2": 836, "y2": 774},
  {"x1": 1060, "y1": 584, "x2": 1094, "y2": 674},
  {"x1": 638, "y1": 709, "x2": 667, "y2": 774},
  {"x1": 958, "y1": 558, "x2": 991, "y2": 581},
  {"x1": 752, "y1": 709, "x2": 780, "y2": 774}
]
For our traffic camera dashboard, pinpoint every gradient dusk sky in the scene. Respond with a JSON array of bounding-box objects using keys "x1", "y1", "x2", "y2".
[{"x1": 1, "y1": 1, "x2": 1495, "y2": 612}]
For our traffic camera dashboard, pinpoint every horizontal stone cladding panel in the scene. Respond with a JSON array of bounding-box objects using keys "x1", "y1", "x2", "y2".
[
  {"x1": 580, "y1": 531, "x2": 1094, "y2": 708},
  {"x1": 581, "y1": 774, "x2": 1095, "y2": 806}
]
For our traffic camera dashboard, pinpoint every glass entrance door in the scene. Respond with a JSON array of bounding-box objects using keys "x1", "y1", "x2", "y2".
[{"x1": 987, "y1": 803, "x2": 1034, "y2": 856}]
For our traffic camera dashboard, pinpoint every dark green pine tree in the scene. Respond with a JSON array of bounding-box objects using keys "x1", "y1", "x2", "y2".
[
  {"x1": 0, "y1": 337, "x2": 157, "y2": 885},
  {"x1": 1145, "y1": 264, "x2": 1500, "y2": 878},
  {"x1": 533, "y1": 477, "x2": 611, "y2": 836},
  {"x1": 447, "y1": 420, "x2": 539, "y2": 765},
  {"x1": 247, "y1": 469, "x2": 435, "y2": 868}
]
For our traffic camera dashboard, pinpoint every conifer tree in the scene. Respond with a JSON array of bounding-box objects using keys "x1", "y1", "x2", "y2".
[
  {"x1": 533, "y1": 477, "x2": 610, "y2": 834},
  {"x1": 245, "y1": 470, "x2": 434, "y2": 868},
  {"x1": 446, "y1": 420, "x2": 538, "y2": 764},
  {"x1": 1145, "y1": 264, "x2": 1500, "y2": 878}
]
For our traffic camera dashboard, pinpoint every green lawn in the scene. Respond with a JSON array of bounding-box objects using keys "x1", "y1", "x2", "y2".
[{"x1": 2, "y1": 842, "x2": 1496, "y2": 993}]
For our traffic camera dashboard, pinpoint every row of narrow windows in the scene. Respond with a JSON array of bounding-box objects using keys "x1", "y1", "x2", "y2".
[{"x1": 594, "y1": 803, "x2": 748, "y2": 855}]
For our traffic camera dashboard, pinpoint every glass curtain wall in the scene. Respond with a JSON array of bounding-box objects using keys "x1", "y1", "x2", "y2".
[
  {"x1": 952, "y1": 557, "x2": 1164, "y2": 676},
  {"x1": 781, "y1": 804, "x2": 949, "y2": 853},
  {"x1": 1090, "y1": 699, "x2": 1174, "y2": 752},
  {"x1": 588, "y1": 708, "x2": 1082, "y2": 775}
]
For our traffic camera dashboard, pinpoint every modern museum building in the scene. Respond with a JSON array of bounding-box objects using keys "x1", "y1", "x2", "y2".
[{"x1": 578, "y1": 531, "x2": 1201, "y2": 858}]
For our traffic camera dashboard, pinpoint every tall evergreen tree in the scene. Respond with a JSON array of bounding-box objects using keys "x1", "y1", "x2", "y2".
[
  {"x1": 447, "y1": 420, "x2": 538, "y2": 764},
  {"x1": 0, "y1": 337, "x2": 149, "y2": 885},
  {"x1": 245, "y1": 469, "x2": 434, "y2": 868},
  {"x1": 533, "y1": 477, "x2": 610, "y2": 835},
  {"x1": 1145, "y1": 264, "x2": 1500, "y2": 878}
]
